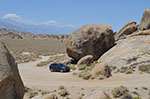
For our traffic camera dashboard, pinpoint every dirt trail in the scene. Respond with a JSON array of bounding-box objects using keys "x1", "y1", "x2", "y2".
[{"x1": 18, "y1": 55, "x2": 150, "y2": 98}]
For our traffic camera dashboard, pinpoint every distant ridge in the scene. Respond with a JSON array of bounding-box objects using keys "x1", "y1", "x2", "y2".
[{"x1": 0, "y1": 19, "x2": 76, "y2": 34}]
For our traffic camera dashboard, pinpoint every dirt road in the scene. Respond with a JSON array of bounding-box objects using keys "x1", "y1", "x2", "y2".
[{"x1": 18, "y1": 56, "x2": 150, "y2": 98}]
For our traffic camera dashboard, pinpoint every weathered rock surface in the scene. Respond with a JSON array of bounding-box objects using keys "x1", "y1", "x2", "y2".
[
  {"x1": 44, "y1": 93, "x2": 58, "y2": 99},
  {"x1": 84, "y1": 91, "x2": 112, "y2": 99},
  {"x1": 115, "y1": 21, "x2": 137, "y2": 40},
  {"x1": 66, "y1": 24, "x2": 114, "y2": 61},
  {"x1": 77, "y1": 55, "x2": 93, "y2": 66},
  {"x1": 139, "y1": 9, "x2": 150, "y2": 30},
  {"x1": 98, "y1": 33, "x2": 150, "y2": 67},
  {"x1": 91, "y1": 62, "x2": 111, "y2": 78},
  {"x1": 0, "y1": 42, "x2": 25, "y2": 99}
]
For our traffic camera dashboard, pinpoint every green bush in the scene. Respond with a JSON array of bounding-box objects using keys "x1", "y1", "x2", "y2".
[
  {"x1": 59, "y1": 89, "x2": 69, "y2": 97},
  {"x1": 36, "y1": 61, "x2": 50, "y2": 67},
  {"x1": 79, "y1": 71, "x2": 92, "y2": 80},
  {"x1": 133, "y1": 96, "x2": 142, "y2": 99},
  {"x1": 59, "y1": 85, "x2": 65, "y2": 90},
  {"x1": 111, "y1": 66, "x2": 117, "y2": 71},
  {"x1": 112, "y1": 86, "x2": 128, "y2": 98},
  {"x1": 138, "y1": 66, "x2": 150, "y2": 73},
  {"x1": 125, "y1": 69, "x2": 133, "y2": 74},
  {"x1": 41, "y1": 90, "x2": 50, "y2": 96},
  {"x1": 78, "y1": 65, "x2": 86, "y2": 70},
  {"x1": 29, "y1": 92, "x2": 38, "y2": 98},
  {"x1": 121, "y1": 93, "x2": 133, "y2": 99},
  {"x1": 68, "y1": 65, "x2": 76, "y2": 70}
]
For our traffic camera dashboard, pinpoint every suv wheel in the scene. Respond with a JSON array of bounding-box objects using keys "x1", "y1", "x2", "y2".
[
  {"x1": 60, "y1": 69, "x2": 63, "y2": 73},
  {"x1": 50, "y1": 68, "x2": 54, "y2": 72}
]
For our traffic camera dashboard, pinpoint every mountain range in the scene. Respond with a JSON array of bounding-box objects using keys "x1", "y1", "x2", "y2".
[{"x1": 0, "y1": 19, "x2": 77, "y2": 34}]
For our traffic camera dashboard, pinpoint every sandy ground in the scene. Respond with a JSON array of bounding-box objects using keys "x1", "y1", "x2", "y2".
[{"x1": 18, "y1": 56, "x2": 150, "y2": 99}]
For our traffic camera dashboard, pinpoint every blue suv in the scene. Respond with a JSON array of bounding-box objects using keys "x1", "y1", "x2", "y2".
[{"x1": 49, "y1": 63, "x2": 70, "y2": 72}]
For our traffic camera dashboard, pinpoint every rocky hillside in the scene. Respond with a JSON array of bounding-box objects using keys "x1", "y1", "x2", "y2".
[
  {"x1": 66, "y1": 9, "x2": 150, "y2": 80},
  {"x1": 0, "y1": 28, "x2": 69, "y2": 42}
]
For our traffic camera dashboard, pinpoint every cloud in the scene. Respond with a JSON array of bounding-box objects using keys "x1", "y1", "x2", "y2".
[
  {"x1": 67, "y1": 24, "x2": 76, "y2": 28},
  {"x1": 2, "y1": 13, "x2": 76, "y2": 29},
  {"x1": 43, "y1": 20, "x2": 57, "y2": 25},
  {"x1": 3, "y1": 13, "x2": 21, "y2": 19}
]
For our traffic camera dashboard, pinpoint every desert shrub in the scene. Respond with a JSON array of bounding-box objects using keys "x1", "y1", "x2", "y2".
[
  {"x1": 44, "y1": 93, "x2": 58, "y2": 99},
  {"x1": 15, "y1": 52, "x2": 41, "y2": 63},
  {"x1": 119, "y1": 67, "x2": 128, "y2": 73},
  {"x1": 92, "y1": 61, "x2": 98, "y2": 66},
  {"x1": 78, "y1": 96, "x2": 83, "y2": 99},
  {"x1": 112, "y1": 86, "x2": 128, "y2": 98},
  {"x1": 36, "y1": 61, "x2": 50, "y2": 67},
  {"x1": 142, "y1": 86, "x2": 148, "y2": 90},
  {"x1": 133, "y1": 96, "x2": 142, "y2": 99},
  {"x1": 121, "y1": 93, "x2": 133, "y2": 99},
  {"x1": 25, "y1": 86, "x2": 31, "y2": 92},
  {"x1": 78, "y1": 64, "x2": 86, "y2": 70},
  {"x1": 41, "y1": 90, "x2": 50, "y2": 96},
  {"x1": 72, "y1": 72, "x2": 77, "y2": 75},
  {"x1": 68, "y1": 65, "x2": 76, "y2": 70},
  {"x1": 59, "y1": 89, "x2": 69, "y2": 97},
  {"x1": 59, "y1": 85, "x2": 65, "y2": 90},
  {"x1": 125, "y1": 69, "x2": 133, "y2": 74},
  {"x1": 138, "y1": 66, "x2": 150, "y2": 73},
  {"x1": 111, "y1": 66, "x2": 117, "y2": 71},
  {"x1": 29, "y1": 92, "x2": 38, "y2": 98},
  {"x1": 79, "y1": 71, "x2": 92, "y2": 80},
  {"x1": 118, "y1": 67, "x2": 135, "y2": 74}
]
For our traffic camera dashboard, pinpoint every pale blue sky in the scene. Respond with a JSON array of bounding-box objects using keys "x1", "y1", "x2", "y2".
[{"x1": 0, "y1": 0, "x2": 150, "y2": 32}]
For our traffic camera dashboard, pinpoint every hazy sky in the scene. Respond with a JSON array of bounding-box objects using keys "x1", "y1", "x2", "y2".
[{"x1": 0, "y1": 0, "x2": 150, "y2": 32}]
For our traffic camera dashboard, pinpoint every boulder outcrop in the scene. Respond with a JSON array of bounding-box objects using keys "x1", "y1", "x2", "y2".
[
  {"x1": 115, "y1": 21, "x2": 137, "y2": 40},
  {"x1": 77, "y1": 55, "x2": 93, "y2": 66},
  {"x1": 91, "y1": 62, "x2": 111, "y2": 78},
  {"x1": 98, "y1": 32, "x2": 150, "y2": 67},
  {"x1": 0, "y1": 42, "x2": 25, "y2": 99},
  {"x1": 66, "y1": 24, "x2": 114, "y2": 61},
  {"x1": 139, "y1": 9, "x2": 150, "y2": 30}
]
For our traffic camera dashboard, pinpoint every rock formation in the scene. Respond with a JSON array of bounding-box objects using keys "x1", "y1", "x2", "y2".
[
  {"x1": 0, "y1": 42, "x2": 25, "y2": 99},
  {"x1": 115, "y1": 21, "x2": 137, "y2": 40},
  {"x1": 139, "y1": 9, "x2": 150, "y2": 30},
  {"x1": 66, "y1": 24, "x2": 114, "y2": 61},
  {"x1": 98, "y1": 9, "x2": 150, "y2": 68},
  {"x1": 91, "y1": 62, "x2": 111, "y2": 78},
  {"x1": 77, "y1": 55, "x2": 93, "y2": 66},
  {"x1": 98, "y1": 32, "x2": 150, "y2": 67}
]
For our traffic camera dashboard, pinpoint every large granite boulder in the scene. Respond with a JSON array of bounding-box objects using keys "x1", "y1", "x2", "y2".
[
  {"x1": 139, "y1": 9, "x2": 150, "y2": 30},
  {"x1": 66, "y1": 24, "x2": 114, "y2": 61},
  {"x1": 115, "y1": 21, "x2": 137, "y2": 40},
  {"x1": 0, "y1": 42, "x2": 25, "y2": 99},
  {"x1": 98, "y1": 30, "x2": 150, "y2": 67}
]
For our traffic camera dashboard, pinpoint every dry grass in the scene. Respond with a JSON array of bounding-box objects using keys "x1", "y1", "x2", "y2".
[
  {"x1": 36, "y1": 54, "x2": 66, "y2": 67},
  {"x1": 0, "y1": 37, "x2": 66, "y2": 63},
  {"x1": 0, "y1": 37, "x2": 66, "y2": 56}
]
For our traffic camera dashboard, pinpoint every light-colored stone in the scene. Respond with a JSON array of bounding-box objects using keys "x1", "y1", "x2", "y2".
[
  {"x1": 0, "y1": 42, "x2": 25, "y2": 99},
  {"x1": 66, "y1": 24, "x2": 114, "y2": 61},
  {"x1": 77, "y1": 55, "x2": 93, "y2": 66},
  {"x1": 139, "y1": 9, "x2": 150, "y2": 30},
  {"x1": 115, "y1": 21, "x2": 137, "y2": 40},
  {"x1": 98, "y1": 34, "x2": 150, "y2": 68},
  {"x1": 44, "y1": 93, "x2": 57, "y2": 99},
  {"x1": 91, "y1": 62, "x2": 111, "y2": 78}
]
